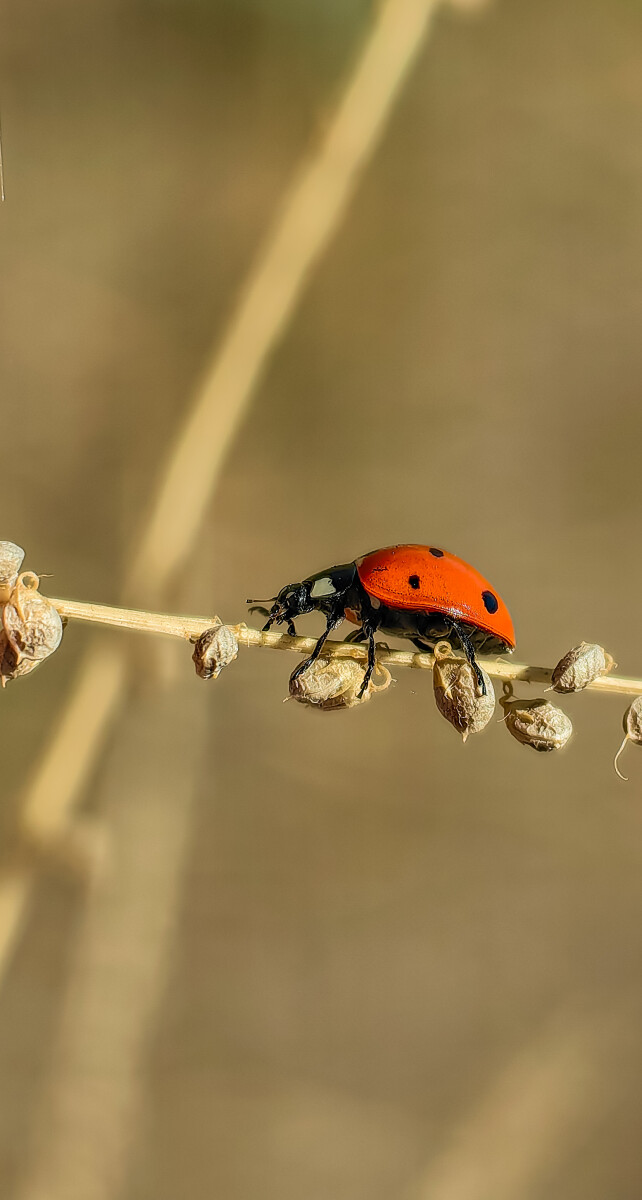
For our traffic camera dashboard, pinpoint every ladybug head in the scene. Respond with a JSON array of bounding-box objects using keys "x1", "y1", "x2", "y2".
[
  {"x1": 266, "y1": 580, "x2": 316, "y2": 626},
  {"x1": 250, "y1": 562, "x2": 357, "y2": 630}
]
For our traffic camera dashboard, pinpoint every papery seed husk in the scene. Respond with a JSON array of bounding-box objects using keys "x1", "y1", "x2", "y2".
[
  {"x1": 551, "y1": 641, "x2": 615, "y2": 693},
  {"x1": 505, "y1": 699, "x2": 572, "y2": 752},
  {"x1": 192, "y1": 623, "x2": 239, "y2": 679},
  {"x1": 433, "y1": 658, "x2": 495, "y2": 741},
  {"x1": 613, "y1": 696, "x2": 642, "y2": 780},
  {"x1": 0, "y1": 632, "x2": 44, "y2": 684},
  {"x1": 3, "y1": 590, "x2": 63, "y2": 663},
  {"x1": 289, "y1": 656, "x2": 391, "y2": 710},
  {"x1": 623, "y1": 696, "x2": 642, "y2": 744},
  {"x1": 0, "y1": 542, "x2": 25, "y2": 590}
]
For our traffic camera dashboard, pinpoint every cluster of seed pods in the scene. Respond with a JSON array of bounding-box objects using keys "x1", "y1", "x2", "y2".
[
  {"x1": 266, "y1": 639, "x2": 614, "y2": 756},
  {"x1": 0, "y1": 542, "x2": 64, "y2": 685},
  {"x1": 195, "y1": 624, "x2": 639, "y2": 772},
  {"x1": 429, "y1": 640, "x2": 579, "y2": 752},
  {"x1": 430, "y1": 639, "x2": 618, "y2": 756},
  {"x1": 195, "y1": 631, "x2": 632, "y2": 774}
]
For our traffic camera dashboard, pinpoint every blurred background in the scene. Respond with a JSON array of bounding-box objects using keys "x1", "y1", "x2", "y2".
[{"x1": 1, "y1": 0, "x2": 642, "y2": 1196}]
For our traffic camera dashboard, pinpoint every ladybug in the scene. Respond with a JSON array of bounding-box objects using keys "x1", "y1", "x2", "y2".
[{"x1": 250, "y1": 544, "x2": 515, "y2": 697}]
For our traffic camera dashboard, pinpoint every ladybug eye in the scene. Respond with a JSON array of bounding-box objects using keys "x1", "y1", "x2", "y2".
[
  {"x1": 482, "y1": 590, "x2": 498, "y2": 614},
  {"x1": 408, "y1": 575, "x2": 421, "y2": 589}
]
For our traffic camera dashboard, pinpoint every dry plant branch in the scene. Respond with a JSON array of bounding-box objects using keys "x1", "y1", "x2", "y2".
[{"x1": 48, "y1": 595, "x2": 642, "y2": 697}]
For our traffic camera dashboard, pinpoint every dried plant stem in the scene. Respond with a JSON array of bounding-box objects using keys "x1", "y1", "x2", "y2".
[
  {"x1": 48, "y1": 596, "x2": 642, "y2": 697},
  {"x1": 50, "y1": 597, "x2": 213, "y2": 640}
]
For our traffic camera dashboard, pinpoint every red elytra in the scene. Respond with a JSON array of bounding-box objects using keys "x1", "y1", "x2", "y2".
[{"x1": 355, "y1": 544, "x2": 515, "y2": 649}]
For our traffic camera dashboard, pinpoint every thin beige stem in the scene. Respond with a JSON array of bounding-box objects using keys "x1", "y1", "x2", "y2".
[
  {"x1": 51, "y1": 597, "x2": 217, "y2": 641},
  {"x1": 48, "y1": 596, "x2": 642, "y2": 697}
]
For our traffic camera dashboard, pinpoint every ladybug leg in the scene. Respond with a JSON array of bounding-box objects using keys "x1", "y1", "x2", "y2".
[
  {"x1": 290, "y1": 608, "x2": 344, "y2": 684},
  {"x1": 263, "y1": 614, "x2": 297, "y2": 636},
  {"x1": 248, "y1": 604, "x2": 272, "y2": 624},
  {"x1": 356, "y1": 632, "x2": 376, "y2": 698},
  {"x1": 344, "y1": 627, "x2": 367, "y2": 644},
  {"x1": 260, "y1": 601, "x2": 281, "y2": 632},
  {"x1": 257, "y1": 603, "x2": 296, "y2": 637},
  {"x1": 356, "y1": 615, "x2": 380, "y2": 698},
  {"x1": 449, "y1": 620, "x2": 486, "y2": 696},
  {"x1": 261, "y1": 601, "x2": 297, "y2": 634}
]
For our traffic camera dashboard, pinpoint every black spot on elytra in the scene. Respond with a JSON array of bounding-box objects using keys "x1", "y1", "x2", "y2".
[
  {"x1": 482, "y1": 590, "x2": 498, "y2": 614},
  {"x1": 429, "y1": 547, "x2": 444, "y2": 557},
  {"x1": 408, "y1": 575, "x2": 421, "y2": 589}
]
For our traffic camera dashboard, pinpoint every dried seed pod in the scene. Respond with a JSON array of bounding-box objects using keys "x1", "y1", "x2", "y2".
[
  {"x1": 0, "y1": 632, "x2": 42, "y2": 683},
  {"x1": 289, "y1": 656, "x2": 391, "y2": 710},
  {"x1": 613, "y1": 696, "x2": 642, "y2": 781},
  {"x1": 0, "y1": 541, "x2": 25, "y2": 596},
  {"x1": 551, "y1": 642, "x2": 615, "y2": 693},
  {"x1": 504, "y1": 698, "x2": 572, "y2": 752},
  {"x1": 192, "y1": 623, "x2": 239, "y2": 679},
  {"x1": 1, "y1": 576, "x2": 63, "y2": 683},
  {"x1": 432, "y1": 648, "x2": 495, "y2": 741}
]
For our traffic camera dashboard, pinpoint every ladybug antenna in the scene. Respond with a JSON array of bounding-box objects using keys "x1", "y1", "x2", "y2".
[{"x1": 246, "y1": 596, "x2": 275, "y2": 605}]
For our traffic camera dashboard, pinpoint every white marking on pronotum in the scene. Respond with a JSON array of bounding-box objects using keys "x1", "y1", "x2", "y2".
[
  {"x1": 310, "y1": 576, "x2": 337, "y2": 598},
  {"x1": 370, "y1": 597, "x2": 381, "y2": 609}
]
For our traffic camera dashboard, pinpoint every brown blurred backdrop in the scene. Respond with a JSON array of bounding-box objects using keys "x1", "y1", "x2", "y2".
[{"x1": 1, "y1": 0, "x2": 642, "y2": 1197}]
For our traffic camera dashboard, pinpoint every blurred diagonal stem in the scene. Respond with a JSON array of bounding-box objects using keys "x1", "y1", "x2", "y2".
[
  {"x1": 48, "y1": 595, "x2": 642, "y2": 696},
  {"x1": 11, "y1": 0, "x2": 476, "y2": 1195},
  {"x1": 1, "y1": 0, "x2": 457, "y2": 980}
]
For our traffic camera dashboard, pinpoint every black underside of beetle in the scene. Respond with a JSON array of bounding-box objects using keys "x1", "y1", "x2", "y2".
[{"x1": 368, "y1": 601, "x2": 509, "y2": 658}]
